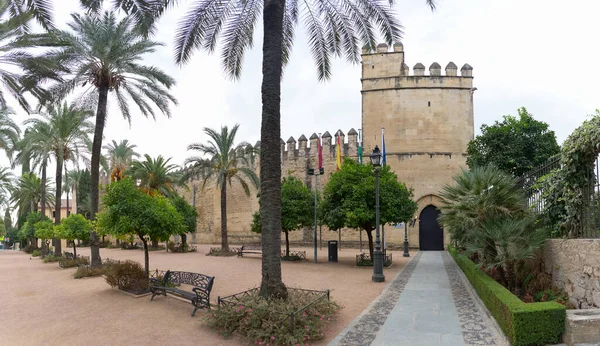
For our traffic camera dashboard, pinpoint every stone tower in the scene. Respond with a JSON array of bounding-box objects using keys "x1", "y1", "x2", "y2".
[{"x1": 361, "y1": 42, "x2": 475, "y2": 250}]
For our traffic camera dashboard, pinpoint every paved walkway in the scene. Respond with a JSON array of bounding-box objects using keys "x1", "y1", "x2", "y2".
[{"x1": 329, "y1": 251, "x2": 508, "y2": 346}]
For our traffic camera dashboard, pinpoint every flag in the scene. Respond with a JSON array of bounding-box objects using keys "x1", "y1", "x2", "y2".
[
  {"x1": 381, "y1": 128, "x2": 386, "y2": 166},
  {"x1": 358, "y1": 129, "x2": 363, "y2": 164},
  {"x1": 318, "y1": 135, "x2": 323, "y2": 169},
  {"x1": 336, "y1": 132, "x2": 342, "y2": 171}
]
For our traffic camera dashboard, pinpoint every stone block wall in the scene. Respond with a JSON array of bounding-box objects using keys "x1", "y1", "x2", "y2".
[{"x1": 544, "y1": 239, "x2": 600, "y2": 308}]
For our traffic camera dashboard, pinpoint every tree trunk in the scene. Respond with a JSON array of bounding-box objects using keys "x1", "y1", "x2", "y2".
[
  {"x1": 53, "y1": 153, "x2": 63, "y2": 255},
  {"x1": 284, "y1": 230, "x2": 289, "y2": 257},
  {"x1": 181, "y1": 233, "x2": 187, "y2": 247},
  {"x1": 40, "y1": 159, "x2": 47, "y2": 218},
  {"x1": 258, "y1": 0, "x2": 287, "y2": 300},
  {"x1": 89, "y1": 85, "x2": 109, "y2": 267},
  {"x1": 73, "y1": 242, "x2": 77, "y2": 258},
  {"x1": 65, "y1": 165, "x2": 70, "y2": 217},
  {"x1": 151, "y1": 238, "x2": 158, "y2": 248},
  {"x1": 140, "y1": 235, "x2": 149, "y2": 277},
  {"x1": 366, "y1": 229, "x2": 374, "y2": 260},
  {"x1": 220, "y1": 179, "x2": 229, "y2": 252}
]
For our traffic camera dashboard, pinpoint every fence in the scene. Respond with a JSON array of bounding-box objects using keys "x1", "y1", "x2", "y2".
[{"x1": 516, "y1": 154, "x2": 600, "y2": 238}]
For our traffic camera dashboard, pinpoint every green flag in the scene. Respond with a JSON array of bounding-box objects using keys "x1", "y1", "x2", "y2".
[{"x1": 358, "y1": 129, "x2": 363, "y2": 164}]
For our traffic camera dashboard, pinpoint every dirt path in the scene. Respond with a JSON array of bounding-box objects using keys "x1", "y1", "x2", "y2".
[{"x1": 0, "y1": 245, "x2": 412, "y2": 346}]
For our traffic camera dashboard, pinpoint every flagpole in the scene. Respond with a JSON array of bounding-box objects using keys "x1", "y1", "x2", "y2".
[{"x1": 381, "y1": 127, "x2": 386, "y2": 251}]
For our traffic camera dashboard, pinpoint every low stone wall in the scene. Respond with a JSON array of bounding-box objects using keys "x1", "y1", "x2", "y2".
[{"x1": 543, "y1": 239, "x2": 600, "y2": 308}]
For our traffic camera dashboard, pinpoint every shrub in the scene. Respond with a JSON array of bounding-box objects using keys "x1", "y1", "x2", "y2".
[
  {"x1": 31, "y1": 249, "x2": 40, "y2": 257},
  {"x1": 206, "y1": 289, "x2": 340, "y2": 345},
  {"x1": 120, "y1": 242, "x2": 139, "y2": 250},
  {"x1": 103, "y1": 260, "x2": 149, "y2": 293},
  {"x1": 22, "y1": 245, "x2": 35, "y2": 254},
  {"x1": 74, "y1": 266, "x2": 104, "y2": 279},
  {"x1": 148, "y1": 245, "x2": 166, "y2": 251},
  {"x1": 207, "y1": 247, "x2": 238, "y2": 256},
  {"x1": 99, "y1": 240, "x2": 111, "y2": 248},
  {"x1": 449, "y1": 247, "x2": 565, "y2": 346},
  {"x1": 43, "y1": 254, "x2": 61, "y2": 263},
  {"x1": 59, "y1": 256, "x2": 90, "y2": 268}
]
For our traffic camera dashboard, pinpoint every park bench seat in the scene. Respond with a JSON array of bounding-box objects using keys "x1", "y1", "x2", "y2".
[
  {"x1": 237, "y1": 245, "x2": 262, "y2": 257},
  {"x1": 150, "y1": 270, "x2": 214, "y2": 316}
]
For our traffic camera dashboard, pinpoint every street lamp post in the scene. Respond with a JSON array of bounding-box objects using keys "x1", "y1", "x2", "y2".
[
  {"x1": 370, "y1": 146, "x2": 385, "y2": 282},
  {"x1": 308, "y1": 167, "x2": 324, "y2": 263}
]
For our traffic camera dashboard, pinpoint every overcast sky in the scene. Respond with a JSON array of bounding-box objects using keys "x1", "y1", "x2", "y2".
[{"x1": 3, "y1": 0, "x2": 599, "y2": 175}]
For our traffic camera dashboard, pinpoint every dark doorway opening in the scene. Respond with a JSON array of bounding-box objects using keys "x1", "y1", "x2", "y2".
[{"x1": 419, "y1": 205, "x2": 443, "y2": 251}]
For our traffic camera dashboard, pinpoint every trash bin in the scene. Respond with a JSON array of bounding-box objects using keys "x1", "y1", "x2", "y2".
[{"x1": 328, "y1": 240, "x2": 338, "y2": 262}]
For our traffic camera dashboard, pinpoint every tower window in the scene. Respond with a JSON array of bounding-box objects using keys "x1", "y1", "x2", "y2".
[{"x1": 428, "y1": 101, "x2": 431, "y2": 107}]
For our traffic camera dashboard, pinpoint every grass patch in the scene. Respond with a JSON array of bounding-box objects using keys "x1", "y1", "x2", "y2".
[
  {"x1": 449, "y1": 247, "x2": 565, "y2": 346},
  {"x1": 43, "y1": 254, "x2": 61, "y2": 263}
]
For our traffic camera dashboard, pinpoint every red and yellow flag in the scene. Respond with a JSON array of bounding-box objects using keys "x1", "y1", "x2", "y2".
[{"x1": 336, "y1": 132, "x2": 342, "y2": 171}]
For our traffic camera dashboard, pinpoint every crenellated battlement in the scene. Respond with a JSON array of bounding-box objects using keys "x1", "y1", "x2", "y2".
[{"x1": 361, "y1": 42, "x2": 474, "y2": 88}]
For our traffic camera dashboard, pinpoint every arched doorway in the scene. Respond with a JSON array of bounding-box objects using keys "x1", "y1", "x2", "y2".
[{"x1": 419, "y1": 205, "x2": 443, "y2": 251}]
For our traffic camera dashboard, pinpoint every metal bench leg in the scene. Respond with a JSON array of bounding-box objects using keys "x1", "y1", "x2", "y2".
[{"x1": 192, "y1": 306, "x2": 199, "y2": 317}]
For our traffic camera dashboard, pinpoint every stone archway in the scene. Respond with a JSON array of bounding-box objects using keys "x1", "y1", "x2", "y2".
[{"x1": 419, "y1": 205, "x2": 443, "y2": 251}]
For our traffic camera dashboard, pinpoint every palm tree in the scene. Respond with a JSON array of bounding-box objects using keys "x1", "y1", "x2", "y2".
[
  {"x1": 185, "y1": 125, "x2": 258, "y2": 253},
  {"x1": 0, "y1": 107, "x2": 20, "y2": 160},
  {"x1": 103, "y1": 139, "x2": 140, "y2": 182},
  {"x1": 37, "y1": 11, "x2": 177, "y2": 266},
  {"x1": 0, "y1": 0, "x2": 58, "y2": 112},
  {"x1": 128, "y1": 154, "x2": 182, "y2": 197},
  {"x1": 10, "y1": 172, "x2": 54, "y2": 216},
  {"x1": 23, "y1": 102, "x2": 94, "y2": 254}
]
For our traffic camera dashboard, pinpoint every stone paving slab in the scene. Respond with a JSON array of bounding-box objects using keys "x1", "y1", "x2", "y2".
[{"x1": 329, "y1": 251, "x2": 508, "y2": 346}]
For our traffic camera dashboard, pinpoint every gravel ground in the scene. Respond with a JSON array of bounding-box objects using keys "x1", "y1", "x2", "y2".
[{"x1": 0, "y1": 244, "x2": 411, "y2": 346}]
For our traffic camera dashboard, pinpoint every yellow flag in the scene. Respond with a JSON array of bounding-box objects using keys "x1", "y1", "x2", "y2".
[{"x1": 336, "y1": 133, "x2": 342, "y2": 171}]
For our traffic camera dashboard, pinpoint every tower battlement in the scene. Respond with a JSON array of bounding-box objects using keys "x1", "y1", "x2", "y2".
[{"x1": 361, "y1": 42, "x2": 473, "y2": 90}]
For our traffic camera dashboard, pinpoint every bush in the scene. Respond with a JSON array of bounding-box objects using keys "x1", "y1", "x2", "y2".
[
  {"x1": 120, "y1": 242, "x2": 139, "y2": 250},
  {"x1": 22, "y1": 245, "x2": 35, "y2": 254},
  {"x1": 59, "y1": 256, "x2": 90, "y2": 268},
  {"x1": 148, "y1": 245, "x2": 166, "y2": 251},
  {"x1": 103, "y1": 259, "x2": 149, "y2": 293},
  {"x1": 74, "y1": 266, "x2": 104, "y2": 279},
  {"x1": 449, "y1": 247, "x2": 565, "y2": 346},
  {"x1": 31, "y1": 249, "x2": 40, "y2": 257},
  {"x1": 206, "y1": 289, "x2": 340, "y2": 345},
  {"x1": 43, "y1": 254, "x2": 61, "y2": 263},
  {"x1": 169, "y1": 241, "x2": 197, "y2": 253},
  {"x1": 99, "y1": 241, "x2": 111, "y2": 248}
]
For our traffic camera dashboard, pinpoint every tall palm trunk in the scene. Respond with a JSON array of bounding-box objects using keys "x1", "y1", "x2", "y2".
[
  {"x1": 89, "y1": 85, "x2": 109, "y2": 267},
  {"x1": 65, "y1": 165, "x2": 69, "y2": 217},
  {"x1": 221, "y1": 178, "x2": 229, "y2": 251},
  {"x1": 259, "y1": 0, "x2": 287, "y2": 300},
  {"x1": 40, "y1": 158, "x2": 47, "y2": 218},
  {"x1": 54, "y1": 149, "x2": 63, "y2": 255}
]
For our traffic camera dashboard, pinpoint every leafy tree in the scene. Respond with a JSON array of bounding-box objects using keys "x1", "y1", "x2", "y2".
[
  {"x1": 82, "y1": 0, "x2": 437, "y2": 299},
  {"x1": 169, "y1": 195, "x2": 198, "y2": 247},
  {"x1": 69, "y1": 169, "x2": 91, "y2": 218},
  {"x1": 55, "y1": 214, "x2": 90, "y2": 257},
  {"x1": 19, "y1": 119, "x2": 52, "y2": 219},
  {"x1": 251, "y1": 176, "x2": 313, "y2": 257},
  {"x1": 10, "y1": 173, "x2": 53, "y2": 215},
  {"x1": 185, "y1": 124, "x2": 258, "y2": 252},
  {"x1": 18, "y1": 212, "x2": 40, "y2": 246},
  {"x1": 321, "y1": 159, "x2": 417, "y2": 259},
  {"x1": 0, "y1": 107, "x2": 20, "y2": 160},
  {"x1": 36, "y1": 11, "x2": 177, "y2": 266},
  {"x1": 439, "y1": 165, "x2": 546, "y2": 295},
  {"x1": 128, "y1": 154, "x2": 182, "y2": 197},
  {"x1": 34, "y1": 219, "x2": 54, "y2": 249},
  {"x1": 97, "y1": 178, "x2": 185, "y2": 275},
  {"x1": 24, "y1": 102, "x2": 94, "y2": 254},
  {"x1": 467, "y1": 107, "x2": 560, "y2": 177},
  {"x1": 103, "y1": 139, "x2": 139, "y2": 182}
]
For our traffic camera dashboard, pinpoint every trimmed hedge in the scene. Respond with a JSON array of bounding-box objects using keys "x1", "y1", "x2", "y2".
[{"x1": 448, "y1": 247, "x2": 565, "y2": 346}]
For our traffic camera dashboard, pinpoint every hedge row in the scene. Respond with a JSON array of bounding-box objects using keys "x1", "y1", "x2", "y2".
[{"x1": 448, "y1": 247, "x2": 565, "y2": 346}]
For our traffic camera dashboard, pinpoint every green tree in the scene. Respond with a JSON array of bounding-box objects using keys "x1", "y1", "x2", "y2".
[
  {"x1": 24, "y1": 102, "x2": 94, "y2": 254},
  {"x1": 169, "y1": 195, "x2": 198, "y2": 247},
  {"x1": 19, "y1": 120, "x2": 52, "y2": 220},
  {"x1": 185, "y1": 124, "x2": 258, "y2": 252},
  {"x1": 34, "y1": 219, "x2": 54, "y2": 249},
  {"x1": 97, "y1": 178, "x2": 185, "y2": 275},
  {"x1": 0, "y1": 107, "x2": 20, "y2": 160},
  {"x1": 128, "y1": 154, "x2": 182, "y2": 197},
  {"x1": 467, "y1": 107, "x2": 560, "y2": 177},
  {"x1": 251, "y1": 176, "x2": 313, "y2": 257},
  {"x1": 10, "y1": 172, "x2": 53, "y2": 215},
  {"x1": 103, "y1": 139, "x2": 139, "y2": 182},
  {"x1": 35, "y1": 11, "x2": 177, "y2": 266},
  {"x1": 321, "y1": 159, "x2": 417, "y2": 259},
  {"x1": 56, "y1": 214, "x2": 90, "y2": 257},
  {"x1": 18, "y1": 212, "x2": 40, "y2": 246},
  {"x1": 83, "y1": 0, "x2": 437, "y2": 299}
]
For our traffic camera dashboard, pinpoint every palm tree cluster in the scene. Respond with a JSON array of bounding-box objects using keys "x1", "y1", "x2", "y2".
[{"x1": 0, "y1": 0, "x2": 437, "y2": 298}]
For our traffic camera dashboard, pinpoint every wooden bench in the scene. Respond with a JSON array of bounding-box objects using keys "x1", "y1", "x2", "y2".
[
  {"x1": 237, "y1": 245, "x2": 262, "y2": 257},
  {"x1": 150, "y1": 270, "x2": 215, "y2": 316}
]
